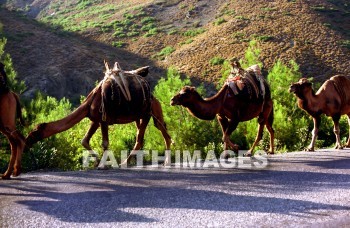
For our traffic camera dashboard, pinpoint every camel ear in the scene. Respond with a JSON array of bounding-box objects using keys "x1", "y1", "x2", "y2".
[{"x1": 104, "y1": 60, "x2": 110, "y2": 71}]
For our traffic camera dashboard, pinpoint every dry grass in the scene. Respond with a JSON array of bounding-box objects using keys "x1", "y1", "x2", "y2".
[{"x1": 0, "y1": 0, "x2": 349, "y2": 99}]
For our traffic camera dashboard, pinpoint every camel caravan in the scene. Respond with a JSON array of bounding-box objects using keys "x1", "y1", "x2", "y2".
[{"x1": 1, "y1": 59, "x2": 350, "y2": 179}]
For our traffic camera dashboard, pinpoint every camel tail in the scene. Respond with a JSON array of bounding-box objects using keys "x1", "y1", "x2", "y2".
[
  {"x1": 13, "y1": 92, "x2": 26, "y2": 126},
  {"x1": 151, "y1": 97, "x2": 171, "y2": 140}
]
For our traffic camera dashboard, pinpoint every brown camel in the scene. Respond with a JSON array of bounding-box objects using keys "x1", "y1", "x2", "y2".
[
  {"x1": 0, "y1": 62, "x2": 26, "y2": 179},
  {"x1": 170, "y1": 66, "x2": 274, "y2": 156},
  {"x1": 26, "y1": 62, "x2": 172, "y2": 166},
  {"x1": 289, "y1": 75, "x2": 350, "y2": 151}
]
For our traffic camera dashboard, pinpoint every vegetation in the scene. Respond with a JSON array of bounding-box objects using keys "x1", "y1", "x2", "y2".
[
  {"x1": 183, "y1": 28, "x2": 206, "y2": 37},
  {"x1": 0, "y1": 10, "x2": 348, "y2": 173},
  {"x1": 154, "y1": 46, "x2": 175, "y2": 60},
  {"x1": 213, "y1": 18, "x2": 227, "y2": 26},
  {"x1": 209, "y1": 57, "x2": 225, "y2": 66}
]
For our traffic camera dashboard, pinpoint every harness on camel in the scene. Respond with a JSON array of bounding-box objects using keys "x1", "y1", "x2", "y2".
[
  {"x1": 99, "y1": 60, "x2": 150, "y2": 121},
  {"x1": 225, "y1": 60, "x2": 266, "y2": 99}
]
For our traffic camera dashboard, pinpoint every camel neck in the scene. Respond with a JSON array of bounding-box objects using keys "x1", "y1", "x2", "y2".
[
  {"x1": 298, "y1": 89, "x2": 320, "y2": 114},
  {"x1": 185, "y1": 87, "x2": 226, "y2": 120}
]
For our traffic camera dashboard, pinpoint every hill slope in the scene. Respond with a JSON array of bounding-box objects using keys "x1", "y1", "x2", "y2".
[{"x1": 0, "y1": 0, "x2": 349, "y2": 99}]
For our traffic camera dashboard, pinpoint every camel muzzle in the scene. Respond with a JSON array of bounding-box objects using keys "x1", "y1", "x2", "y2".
[
  {"x1": 170, "y1": 97, "x2": 180, "y2": 106},
  {"x1": 289, "y1": 85, "x2": 297, "y2": 93}
]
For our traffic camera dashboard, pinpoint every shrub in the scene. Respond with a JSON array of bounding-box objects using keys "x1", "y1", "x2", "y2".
[
  {"x1": 183, "y1": 28, "x2": 205, "y2": 37},
  {"x1": 213, "y1": 18, "x2": 227, "y2": 26},
  {"x1": 141, "y1": 23, "x2": 156, "y2": 31},
  {"x1": 154, "y1": 46, "x2": 175, "y2": 59},
  {"x1": 267, "y1": 60, "x2": 311, "y2": 151},
  {"x1": 141, "y1": 17, "x2": 155, "y2": 24},
  {"x1": 112, "y1": 41, "x2": 125, "y2": 47},
  {"x1": 144, "y1": 28, "x2": 159, "y2": 37},
  {"x1": 209, "y1": 57, "x2": 225, "y2": 66},
  {"x1": 149, "y1": 67, "x2": 224, "y2": 156}
]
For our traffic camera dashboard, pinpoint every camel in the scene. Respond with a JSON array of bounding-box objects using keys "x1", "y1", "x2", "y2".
[
  {"x1": 289, "y1": 75, "x2": 350, "y2": 151},
  {"x1": 170, "y1": 65, "x2": 274, "y2": 157},
  {"x1": 0, "y1": 62, "x2": 26, "y2": 179},
  {"x1": 26, "y1": 61, "x2": 172, "y2": 166}
]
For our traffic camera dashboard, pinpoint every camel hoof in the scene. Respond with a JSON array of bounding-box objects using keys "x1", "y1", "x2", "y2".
[
  {"x1": 304, "y1": 147, "x2": 314, "y2": 152},
  {"x1": 1, "y1": 174, "x2": 11, "y2": 180},
  {"x1": 334, "y1": 145, "x2": 343, "y2": 150},
  {"x1": 243, "y1": 152, "x2": 252, "y2": 157},
  {"x1": 12, "y1": 169, "x2": 21, "y2": 177},
  {"x1": 97, "y1": 165, "x2": 109, "y2": 170}
]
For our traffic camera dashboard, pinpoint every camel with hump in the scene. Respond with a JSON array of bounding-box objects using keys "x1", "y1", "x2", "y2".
[
  {"x1": 26, "y1": 61, "x2": 171, "y2": 166},
  {"x1": 170, "y1": 61, "x2": 274, "y2": 157},
  {"x1": 0, "y1": 62, "x2": 26, "y2": 179},
  {"x1": 289, "y1": 75, "x2": 350, "y2": 151}
]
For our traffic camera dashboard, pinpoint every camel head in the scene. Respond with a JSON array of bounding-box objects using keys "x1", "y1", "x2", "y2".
[
  {"x1": 25, "y1": 123, "x2": 47, "y2": 148},
  {"x1": 0, "y1": 62, "x2": 7, "y2": 86},
  {"x1": 289, "y1": 78, "x2": 313, "y2": 99},
  {"x1": 170, "y1": 86, "x2": 201, "y2": 107}
]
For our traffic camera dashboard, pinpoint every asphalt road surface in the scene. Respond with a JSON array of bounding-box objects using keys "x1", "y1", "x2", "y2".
[{"x1": 1, "y1": 149, "x2": 350, "y2": 227}]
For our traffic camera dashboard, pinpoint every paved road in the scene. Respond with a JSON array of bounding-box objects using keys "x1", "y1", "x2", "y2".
[{"x1": 1, "y1": 149, "x2": 350, "y2": 227}]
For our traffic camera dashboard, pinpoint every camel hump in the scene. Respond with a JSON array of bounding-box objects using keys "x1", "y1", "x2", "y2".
[{"x1": 330, "y1": 75, "x2": 350, "y2": 106}]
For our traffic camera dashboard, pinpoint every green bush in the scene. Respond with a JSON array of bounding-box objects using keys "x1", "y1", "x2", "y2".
[
  {"x1": 0, "y1": 38, "x2": 26, "y2": 93},
  {"x1": 213, "y1": 18, "x2": 227, "y2": 26},
  {"x1": 267, "y1": 60, "x2": 311, "y2": 151},
  {"x1": 209, "y1": 57, "x2": 225, "y2": 66},
  {"x1": 154, "y1": 46, "x2": 175, "y2": 59},
  {"x1": 141, "y1": 17, "x2": 155, "y2": 24},
  {"x1": 183, "y1": 28, "x2": 205, "y2": 37},
  {"x1": 141, "y1": 23, "x2": 156, "y2": 31},
  {"x1": 148, "y1": 67, "x2": 224, "y2": 156},
  {"x1": 112, "y1": 41, "x2": 125, "y2": 47}
]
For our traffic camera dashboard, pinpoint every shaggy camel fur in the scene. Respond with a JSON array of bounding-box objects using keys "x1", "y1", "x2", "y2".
[
  {"x1": 170, "y1": 68, "x2": 274, "y2": 157},
  {"x1": 0, "y1": 62, "x2": 26, "y2": 179},
  {"x1": 26, "y1": 62, "x2": 171, "y2": 166},
  {"x1": 290, "y1": 76, "x2": 350, "y2": 151}
]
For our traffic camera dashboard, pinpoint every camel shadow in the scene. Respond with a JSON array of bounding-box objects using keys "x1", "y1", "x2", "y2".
[{"x1": 1, "y1": 167, "x2": 350, "y2": 224}]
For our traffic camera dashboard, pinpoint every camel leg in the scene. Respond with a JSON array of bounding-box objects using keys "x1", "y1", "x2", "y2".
[
  {"x1": 217, "y1": 115, "x2": 229, "y2": 150},
  {"x1": 345, "y1": 115, "x2": 350, "y2": 148},
  {"x1": 151, "y1": 98, "x2": 172, "y2": 165},
  {"x1": 121, "y1": 117, "x2": 151, "y2": 166},
  {"x1": 97, "y1": 123, "x2": 110, "y2": 169},
  {"x1": 266, "y1": 113, "x2": 275, "y2": 154},
  {"x1": 12, "y1": 131, "x2": 25, "y2": 177},
  {"x1": 101, "y1": 123, "x2": 109, "y2": 150},
  {"x1": 332, "y1": 115, "x2": 343, "y2": 150},
  {"x1": 247, "y1": 120, "x2": 265, "y2": 156},
  {"x1": 306, "y1": 116, "x2": 321, "y2": 151},
  {"x1": 81, "y1": 122, "x2": 99, "y2": 150},
  {"x1": 2, "y1": 129, "x2": 19, "y2": 179},
  {"x1": 217, "y1": 116, "x2": 239, "y2": 158},
  {"x1": 251, "y1": 102, "x2": 275, "y2": 155}
]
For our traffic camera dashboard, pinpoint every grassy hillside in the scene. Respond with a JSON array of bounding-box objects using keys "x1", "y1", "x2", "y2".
[{"x1": 0, "y1": 0, "x2": 349, "y2": 99}]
